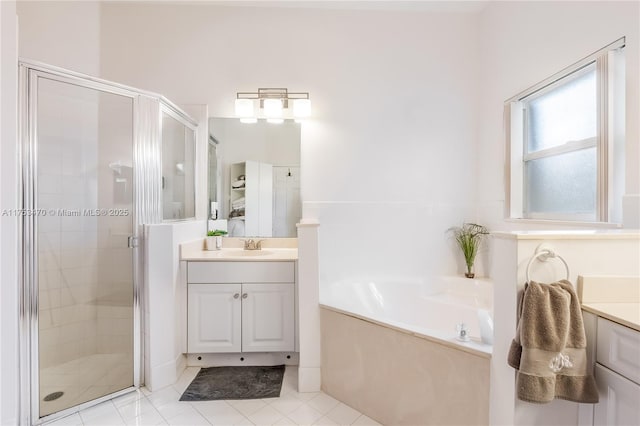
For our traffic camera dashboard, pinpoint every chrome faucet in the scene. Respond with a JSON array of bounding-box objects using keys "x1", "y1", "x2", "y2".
[{"x1": 243, "y1": 239, "x2": 263, "y2": 250}]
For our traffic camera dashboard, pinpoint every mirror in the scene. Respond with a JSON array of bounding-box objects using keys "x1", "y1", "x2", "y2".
[{"x1": 208, "y1": 118, "x2": 301, "y2": 237}]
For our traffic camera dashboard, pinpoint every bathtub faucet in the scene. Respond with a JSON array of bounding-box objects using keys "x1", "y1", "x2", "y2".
[{"x1": 243, "y1": 239, "x2": 263, "y2": 250}]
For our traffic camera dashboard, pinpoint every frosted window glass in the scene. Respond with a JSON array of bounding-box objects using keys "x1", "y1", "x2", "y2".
[
  {"x1": 525, "y1": 148, "x2": 596, "y2": 217},
  {"x1": 526, "y1": 65, "x2": 597, "y2": 153}
]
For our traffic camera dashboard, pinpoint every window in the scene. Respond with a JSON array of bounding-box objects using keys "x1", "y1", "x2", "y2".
[{"x1": 506, "y1": 38, "x2": 625, "y2": 223}]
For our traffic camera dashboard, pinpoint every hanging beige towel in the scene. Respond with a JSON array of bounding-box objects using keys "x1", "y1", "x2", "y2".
[{"x1": 507, "y1": 280, "x2": 598, "y2": 404}]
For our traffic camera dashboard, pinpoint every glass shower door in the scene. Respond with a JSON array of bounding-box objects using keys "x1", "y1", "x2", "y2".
[{"x1": 35, "y1": 75, "x2": 136, "y2": 417}]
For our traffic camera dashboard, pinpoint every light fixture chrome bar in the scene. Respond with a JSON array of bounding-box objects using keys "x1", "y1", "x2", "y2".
[
  {"x1": 235, "y1": 87, "x2": 311, "y2": 122},
  {"x1": 236, "y1": 88, "x2": 310, "y2": 105}
]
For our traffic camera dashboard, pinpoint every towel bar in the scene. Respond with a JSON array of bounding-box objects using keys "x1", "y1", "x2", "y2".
[{"x1": 526, "y1": 248, "x2": 570, "y2": 283}]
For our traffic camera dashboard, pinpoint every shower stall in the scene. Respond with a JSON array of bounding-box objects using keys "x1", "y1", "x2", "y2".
[{"x1": 18, "y1": 60, "x2": 197, "y2": 425}]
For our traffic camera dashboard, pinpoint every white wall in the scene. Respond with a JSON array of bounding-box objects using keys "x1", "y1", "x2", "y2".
[
  {"x1": 475, "y1": 5, "x2": 639, "y2": 424},
  {"x1": 476, "y1": 1, "x2": 640, "y2": 231},
  {"x1": 1, "y1": 2, "x2": 19, "y2": 424},
  {"x1": 144, "y1": 220, "x2": 206, "y2": 391},
  {"x1": 11, "y1": 1, "x2": 638, "y2": 302},
  {"x1": 17, "y1": 0, "x2": 100, "y2": 75},
  {"x1": 10, "y1": 3, "x2": 639, "y2": 421},
  {"x1": 99, "y1": 3, "x2": 481, "y2": 284}
]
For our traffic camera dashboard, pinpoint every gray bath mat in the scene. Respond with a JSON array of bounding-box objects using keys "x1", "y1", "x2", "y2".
[{"x1": 179, "y1": 365, "x2": 285, "y2": 401}]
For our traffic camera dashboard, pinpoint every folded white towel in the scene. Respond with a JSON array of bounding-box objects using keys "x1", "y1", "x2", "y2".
[
  {"x1": 232, "y1": 180, "x2": 245, "y2": 189},
  {"x1": 231, "y1": 197, "x2": 245, "y2": 209}
]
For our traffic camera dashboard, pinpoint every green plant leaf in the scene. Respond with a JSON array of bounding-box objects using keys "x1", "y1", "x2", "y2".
[{"x1": 447, "y1": 222, "x2": 489, "y2": 274}]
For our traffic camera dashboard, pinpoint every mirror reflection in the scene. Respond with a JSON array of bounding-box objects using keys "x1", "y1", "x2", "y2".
[{"x1": 208, "y1": 118, "x2": 301, "y2": 237}]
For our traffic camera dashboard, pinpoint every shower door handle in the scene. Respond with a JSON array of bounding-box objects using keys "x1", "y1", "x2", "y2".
[{"x1": 128, "y1": 235, "x2": 139, "y2": 248}]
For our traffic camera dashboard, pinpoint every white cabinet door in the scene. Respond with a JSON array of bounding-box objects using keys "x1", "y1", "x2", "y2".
[
  {"x1": 594, "y1": 363, "x2": 640, "y2": 426},
  {"x1": 597, "y1": 318, "x2": 640, "y2": 384},
  {"x1": 188, "y1": 284, "x2": 242, "y2": 353},
  {"x1": 241, "y1": 283, "x2": 295, "y2": 352}
]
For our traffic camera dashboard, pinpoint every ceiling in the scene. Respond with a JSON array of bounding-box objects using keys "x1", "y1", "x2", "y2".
[{"x1": 144, "y1": 0, "x2": 489, "y2": 14}]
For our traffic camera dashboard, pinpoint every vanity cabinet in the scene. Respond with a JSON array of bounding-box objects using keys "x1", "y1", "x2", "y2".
[
  {"x1": 241, "y1": 283, "x2": 295, "y2": 352},
  {"x1": 187, "y1": 261, "x2": 295, "y2": 354},
  {"x1": 592, "y1": 318, "x2": 640, "y2": 425},
  {"x1": 188, "y1": 284, "x2": 242, "y2": 353}
]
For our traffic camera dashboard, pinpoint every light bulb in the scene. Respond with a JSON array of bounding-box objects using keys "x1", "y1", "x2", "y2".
[
  {"x1": 263, "y1": 99, "x2": 283, "y2": 118},
  {"x1": 235, "y1": 99, "x2": 253, "y2": 118},
  {"x1": 293, "y1": 99, "x2": 311, "y2": 118}
]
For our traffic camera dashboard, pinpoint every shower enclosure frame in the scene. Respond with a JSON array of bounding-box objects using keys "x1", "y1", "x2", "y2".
[{"x1": 17, "y1": 59, "x2": 197, "y2": 425}]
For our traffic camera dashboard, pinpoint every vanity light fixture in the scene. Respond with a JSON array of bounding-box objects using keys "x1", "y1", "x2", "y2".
[
  {"x1": 264, "y1": 98, "x2": 283, "y2": 123},
  {"x1": 234, "y1": 98, "x2": 257, "y2": 124},
  {"x1": 293, "y1": 98, "x2": 311, "y2": 122},
  {"x1": 235, "y1": 88, "x2": 311, "y2": 123}
]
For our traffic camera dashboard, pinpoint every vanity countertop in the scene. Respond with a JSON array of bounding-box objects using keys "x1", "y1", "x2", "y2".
[
  {"x1": 180, "y1": 238, "x2": 298, "y2": 262},
  {"x1": 581, "y1": 302, "x2": 640, "y2": 332},
  {"x1": 181, "y1": 247, "x2": 298, "y2": 262},
  {"x1": 579, "y1": 275, "x2": 640, "y2": 331}
]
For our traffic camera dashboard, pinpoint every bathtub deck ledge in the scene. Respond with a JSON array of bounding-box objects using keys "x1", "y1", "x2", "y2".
[{"x1": 319, "y1": 304, "x2": 492, "y2": 359}]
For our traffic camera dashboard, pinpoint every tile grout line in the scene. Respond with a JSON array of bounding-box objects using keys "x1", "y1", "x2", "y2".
[{"x1": 68, "y1": 366, "x2": 373, "y2": 426}]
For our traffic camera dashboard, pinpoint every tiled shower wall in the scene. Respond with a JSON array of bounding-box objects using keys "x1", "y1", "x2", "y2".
[
  {"x1": 37, "y1": 81, "x2": 134, "y2": 373},
  {"x1": 38, "y1": 80, "x2": 100, "y2": 369},
  {"x1": 95, "y1": 91, "x2": 134, "y2": 360}
]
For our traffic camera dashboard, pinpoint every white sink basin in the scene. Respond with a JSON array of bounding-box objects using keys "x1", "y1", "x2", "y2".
[{"x1": 218, "y1": 249, "x2": 272, "y2": 257}]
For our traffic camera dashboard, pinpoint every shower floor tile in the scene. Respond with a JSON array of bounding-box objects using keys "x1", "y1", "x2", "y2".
[
  {"x1": 41, "y1": 353, "x2": 131, "y2": 417},
  {"x1": 45, "y1": 366, "x2": 380, "y2": 426}
]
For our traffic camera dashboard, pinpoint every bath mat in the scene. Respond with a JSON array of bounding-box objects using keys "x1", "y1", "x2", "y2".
[{"x1": 179, "y1": 365, "x2": 285, "y2": 401}]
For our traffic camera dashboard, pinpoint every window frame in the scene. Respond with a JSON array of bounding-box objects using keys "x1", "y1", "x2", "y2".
[{"x1": 505, "y1": 37, "x2": 625, "y2": 224}]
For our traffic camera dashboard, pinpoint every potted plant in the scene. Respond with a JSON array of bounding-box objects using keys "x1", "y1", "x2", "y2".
[
  {"x1": 206, "y1": 229, "x2": 228, "y2": 251},
  {"x1": 448, "y1": 223, "x2": 489, "y2": 278}
]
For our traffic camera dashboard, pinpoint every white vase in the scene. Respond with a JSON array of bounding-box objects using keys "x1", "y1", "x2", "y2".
[
  {"x1": 206, "y1": 236, "x2": 223, "y2": 250},
  {"x1": 205, "y1": 236, "x2": 217, "y2": 251},
  {"x1": 477, "y1": 309, "x2": 494, "y2": 345}
]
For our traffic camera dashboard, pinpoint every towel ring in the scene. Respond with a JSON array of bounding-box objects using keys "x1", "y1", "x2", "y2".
[{"x1": 526, "y1": 248, "x2": 570, "y2": 283}]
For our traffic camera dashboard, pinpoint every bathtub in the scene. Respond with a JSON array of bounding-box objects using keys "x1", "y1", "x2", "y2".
[
  {"x1": 319, "y1": 277, "x2": 493, "y2": 425},
  {"x1": 320, "y1": 276, "x2": 494, "y2": 356}
]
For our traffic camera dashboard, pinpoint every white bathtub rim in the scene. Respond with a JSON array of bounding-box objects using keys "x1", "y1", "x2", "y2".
[{"x1": 319, "y1": 303, "x2": 492, "y2": 359}]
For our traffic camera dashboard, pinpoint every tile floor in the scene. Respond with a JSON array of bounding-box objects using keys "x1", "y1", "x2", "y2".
[
  {"x1": 41, "y1": 353, "x2": 131, "y2": 417},
  {"x1": 46, "y1": 366, "x2": 381, "y2": 426}
]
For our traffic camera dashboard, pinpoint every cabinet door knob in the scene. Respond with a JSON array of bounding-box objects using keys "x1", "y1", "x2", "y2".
[
  {"x1": 233, "y1": 293, "x2": 240, "y2": 299},
  {"x1": 242, "y1": 293, "x2": 248, "y2": 299}
]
